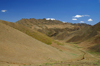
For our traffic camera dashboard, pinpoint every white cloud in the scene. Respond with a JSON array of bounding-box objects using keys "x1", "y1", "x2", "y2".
[
  {"x1": 74, "y1": 15, "x2": 83, "y2": 18},
  {"x1": 1, "y1": 10, "x2": 7, "y2": 12},
  {"x1": 80, "y1": 21, "x2": 84, "y2": 23},
  {"x1": 84, "y1": 15, "x2": 90, "y2": 17},
  {"x1": 46, "y1": 18, "x2": 55, "y2": 20},
  {"x1": 46, "y1": 18, "x2": 51, "y2": 20},
  {"x1": 51, "y1": 18, "x2": 55, "y2": 20},
  {"x1": 73, "y1": 15, "x2": 90, "y2": 18},
  {"x1": 62, "y1": 21, "x2": 66, "y2": 23},
  {"x1": 88, "y1": 18, "x2": 93, "y2": 21},
  {"x1": 72, "y1": 18, "x2": 77, "y2": 20}
]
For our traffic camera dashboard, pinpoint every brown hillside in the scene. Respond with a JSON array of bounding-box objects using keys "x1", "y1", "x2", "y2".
[
  {"x1": 16, "y1": 18, "x2": 100, "y2": 53},
  {"x1": 16, "y1": 18, "x2": 75, "y2": 36},
  {"x1": 16, "y1": 18, "x2": 63, "y2": 29},
  {"x1": 77, "y1": 22, "x2": 100, "y2": 53},
  {"x1": 66, "y1": 26, "x2": 97, "y2": 43},
  {"x1": 93, "y1": 22, "x2": 100, "y2": 31},
  {"x1": 87, "y1": 22, "x2": 100, "y2": 52},
  {"x1": 1, "y1": 20, "x2": 53, "y2": 45},
  {"x1": 0, "y1": 22, "x2": 77, "y2": 64},
  {"x1": 16, "y1": 18, "x2": 91, "y2": 38}
]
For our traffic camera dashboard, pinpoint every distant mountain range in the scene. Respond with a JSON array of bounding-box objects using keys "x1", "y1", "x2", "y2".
[
  {"x1": 0, "y1": 18, "x2": 100, "y2": 65},
  {"x1": 16, "y1": 18, "x2": 100, "y2": 52}
]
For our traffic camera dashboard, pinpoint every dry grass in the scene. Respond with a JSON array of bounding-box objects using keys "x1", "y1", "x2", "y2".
[
  {"x1": 0, "y1": 22, "x2": 78, "y2": 64},
  {"x1": 1, "y1": 20, "x2": 53, "y2": 45},
  {"x1": 0, "y1": 20, "x2": 100, "y2": 66}
]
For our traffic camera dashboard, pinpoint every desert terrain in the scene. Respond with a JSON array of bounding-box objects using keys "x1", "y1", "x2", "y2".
[{"x1": 0, "y1": 19, "x2": 100, "y2": 66}]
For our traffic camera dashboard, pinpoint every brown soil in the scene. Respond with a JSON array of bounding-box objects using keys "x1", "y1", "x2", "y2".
[
  {"x1": 0, "y1": 22, "x2": 78, "y2": 64},
  {"x1": 0, "y1": 20, "x2": 100, "y2": 66}
]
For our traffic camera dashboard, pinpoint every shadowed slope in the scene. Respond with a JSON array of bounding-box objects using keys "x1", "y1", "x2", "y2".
[
  {"x1": 15, "y1": 18, "x2": 100, "y2": 53},
  {"x1": 66, "y1": 26, "x2": 97, "y2": 43},
  {"x1": 0, "y1": 22, "x2": 73, "y2": 64},
  {"x1": 16, "y1": 18, "x2": 78, "y2": 37},
  {"x1": 87, "y1": 22, "x2": 100, "y2": 52},
  {"x1": 77, "y1": 22, "x2": 100, "y2": 53},
  {"x1": 15, "y1": 18, "x2": 91, "y2": 41},
  {"x1": 93, "y1": 22, "x2": 100, "y2": 31}
]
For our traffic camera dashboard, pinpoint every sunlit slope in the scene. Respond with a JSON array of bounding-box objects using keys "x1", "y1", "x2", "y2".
[
  {"x1": 0, "y1": 22, "x2": 73, "y2": 64},
  {"x1": 1, "y1": 20, "x2": 53, "y2": 45}
]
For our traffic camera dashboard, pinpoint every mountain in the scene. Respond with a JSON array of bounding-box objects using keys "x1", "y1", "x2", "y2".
[
  {"x1": 66, "y1": 26, "x2": 97, "y2": 43},
  {"x1": 1, "y1": 20, "x2": 53, "y2": 45},
  {"x1": 0, "y1": 19, "x2": 100, "y2": 65},
  {"x1": 87, "y1": 22, "x2": 100, "y2": 52},
  {"x1": 0, "y1": 20, "x2": 84, "y2": 64},
  {"x1": 16, "y1": 18, "x2": 100, "y2": 53},
  {"x1": 0, "y1": 21, "x2": 76, "y2": 64},
  {"x1": 16, "y1": 18, "x2": 92, "y2": 42},
  {"x1": 93, "y1": 22, "x2": 100, "y2": 31}
]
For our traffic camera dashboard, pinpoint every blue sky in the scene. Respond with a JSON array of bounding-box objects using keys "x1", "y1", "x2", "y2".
[{"x1": 0, "y1": 0, "x2": 100, "y2": 25}]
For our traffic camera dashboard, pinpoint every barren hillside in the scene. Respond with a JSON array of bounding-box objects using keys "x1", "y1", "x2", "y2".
[
  {"x1": 0, "y1": 20, "x2": 84, "y2": 65},
  {"x1": 0, "y1": 22, "x2": 74, "y2": 64},
  {"x1": 16, "y1": 18, "x2": 100, "y2": 54},
  {"x1": 16, "y1": 18, "x2": 90, "y2": 39},
  {"x1": 0, "y1": 20, "x2": 100, "y2": 66}
]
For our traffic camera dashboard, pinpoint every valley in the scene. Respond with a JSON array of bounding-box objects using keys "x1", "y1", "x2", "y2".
[{"x1": 0, "y1": 19, "x2": 100, "y2": 66}]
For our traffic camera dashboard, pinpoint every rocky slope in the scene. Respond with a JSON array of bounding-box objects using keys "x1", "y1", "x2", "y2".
[
  {"x1": 16, "y1": 18, "x2": 91, "y2": 40},
  {"x1": 16, "y1": 18, "x2": 100, "y2": 53},
  {"x1": 0, "y1": 20, "x2": 85, "y2": 65},
  {"x1": 0, "y1": 21, "x2": 78, "y2": 64}
]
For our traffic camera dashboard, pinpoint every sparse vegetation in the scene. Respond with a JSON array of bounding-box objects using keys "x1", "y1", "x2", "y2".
[
  {"x1": 73, "y1": 44, "x2": 82, "y2": 49},
  {"x1": 1, "y1": 21, "x2": 53, "y2": 45},
  {"x1": 89, "y1": 51, "x2": 100, "y2": 55},
  {"x1": 54, "y1": 41, "x2": 63, "y2": 45},
  {"x1": 1, "y1": 19, "x2": 100, "y2": 66},
  {"x1": 98, "y1": 60, "x2": 100, "y2": 63},
  {"x1": 68, "y1": 64, "x2": 71, "y2": 66}
]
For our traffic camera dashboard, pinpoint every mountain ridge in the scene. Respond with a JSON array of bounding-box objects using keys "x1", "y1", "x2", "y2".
[{"x1": 15, "y1": 18, "x2": 100, "y2": 53}]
